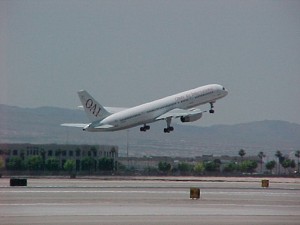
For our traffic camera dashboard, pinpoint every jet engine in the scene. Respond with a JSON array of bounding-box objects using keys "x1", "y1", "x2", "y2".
[{"x1": 180, "y1": 112, "x2": 202, "y2": 123}]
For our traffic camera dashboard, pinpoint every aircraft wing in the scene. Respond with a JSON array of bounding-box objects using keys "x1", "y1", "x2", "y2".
[
  {"x1": 93, "y1": 124, "x2": 115, "y2": 129},
  {"x1": 61, "y1": 123, "x2": 115, "y2": 130},
  {"x1": 155, "y1": 108, "x2": 204, "y2": 120}
]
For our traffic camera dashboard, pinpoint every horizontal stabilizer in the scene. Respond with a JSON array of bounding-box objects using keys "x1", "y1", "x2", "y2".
[{"x1": 61, "y1": 123, "x2": 89, "y2": 128}]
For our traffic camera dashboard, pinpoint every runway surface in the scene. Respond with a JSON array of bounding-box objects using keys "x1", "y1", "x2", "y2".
[{"x1": 0, "y1": 177, "x2": 300, "y2": 225}]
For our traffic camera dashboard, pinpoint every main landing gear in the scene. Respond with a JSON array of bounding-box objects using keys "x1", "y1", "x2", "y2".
[
  {"x1": 209, "y1": 102, "x2": 215, "y2": 114},
  {"x1": 164, "y1": 126, "x2": 174, "y2": 133},
  {"x1": 140, "y1": 124, "x2": 150, "y2": 132},
  {"x1": 164, "y1": 117, "x2": 174, "y2": 133}
]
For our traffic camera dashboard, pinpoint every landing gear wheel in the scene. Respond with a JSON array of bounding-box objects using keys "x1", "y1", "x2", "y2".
[
  {"x1": 140, "y1": 125, "x2": 150, "y2": 132},
  {"x1": 209, "y1": 102, "x2": 215, "y2": 114},
  {"x1": 163, "y1": 126, "x2": 174, "y2": 133}
]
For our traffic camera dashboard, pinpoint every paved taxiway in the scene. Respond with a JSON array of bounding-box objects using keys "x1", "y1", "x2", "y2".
[{"x1": 0, "y1": 177, "x2": 300, "y2": 225}]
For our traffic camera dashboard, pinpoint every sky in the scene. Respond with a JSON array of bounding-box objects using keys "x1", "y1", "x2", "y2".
[{"x1": 1, "y1": 0, "x2": 300, "y2": 126}]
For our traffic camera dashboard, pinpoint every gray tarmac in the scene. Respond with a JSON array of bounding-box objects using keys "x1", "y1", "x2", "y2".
[{"x1": 0, "y1": 177, "x2": 300, "y2": 225}]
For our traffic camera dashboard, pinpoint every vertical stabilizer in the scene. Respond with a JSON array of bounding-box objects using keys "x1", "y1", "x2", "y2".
[{"x1": 77, "y1": 90, "x2": 111, "y2": 122}]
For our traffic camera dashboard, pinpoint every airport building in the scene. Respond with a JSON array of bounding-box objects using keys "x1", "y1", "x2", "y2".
[{"x1": 0, "y1": 143, "x2": 118, "y2": 171}]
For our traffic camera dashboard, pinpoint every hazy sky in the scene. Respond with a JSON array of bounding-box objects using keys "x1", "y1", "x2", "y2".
[{"x1": 1, "y1": 0, "x2": 300, "y2": 126}]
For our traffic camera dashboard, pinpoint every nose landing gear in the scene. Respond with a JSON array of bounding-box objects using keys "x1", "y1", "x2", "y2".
[{"x1": 209, "y1": 102, "x2": 215, "y2": 114}]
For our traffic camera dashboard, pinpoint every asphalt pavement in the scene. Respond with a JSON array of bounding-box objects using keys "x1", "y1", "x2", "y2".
[{"x1": 0, "y1": 177, "x2": 299, "y2": 225}]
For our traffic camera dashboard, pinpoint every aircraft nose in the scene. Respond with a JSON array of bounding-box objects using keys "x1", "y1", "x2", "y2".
[{"x1": 222, "y1": 87, "x2": 228, "y2": 96}]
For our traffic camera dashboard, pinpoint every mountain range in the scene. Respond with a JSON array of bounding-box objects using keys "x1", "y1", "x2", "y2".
[{"x1": 0, "y1": 104, "x2": 299, "y2": 157}]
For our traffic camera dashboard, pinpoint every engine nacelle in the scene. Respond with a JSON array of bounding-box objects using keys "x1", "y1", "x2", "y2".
[{"x1": 180, "y1": 112, "x2": 202, "y2": 123}]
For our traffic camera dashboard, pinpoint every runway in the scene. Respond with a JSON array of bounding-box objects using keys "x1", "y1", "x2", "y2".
[{"x1": 0, "y1": 177, "x2": 300, "y2": 225}]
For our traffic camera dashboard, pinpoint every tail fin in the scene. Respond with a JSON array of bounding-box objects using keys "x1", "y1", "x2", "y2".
[{"x1": 77, "y1": 90, "x2": 111, "y2": 122}]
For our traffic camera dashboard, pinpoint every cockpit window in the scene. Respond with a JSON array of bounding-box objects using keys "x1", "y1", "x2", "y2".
[{"x1": 222, "y1": 87, "x2": 225, "y2": 90}]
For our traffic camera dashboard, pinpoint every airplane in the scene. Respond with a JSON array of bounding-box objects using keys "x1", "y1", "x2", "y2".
[{"x1": 61, "y1": 84, "x2": 228, "y2": 133}]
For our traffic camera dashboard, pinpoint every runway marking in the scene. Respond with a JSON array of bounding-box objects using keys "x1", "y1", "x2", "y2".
[
  {"x1": 0, "y1": 190, "x2": 298, "y2": 197},
  {"x1": 0, "y1": 202, "x2": 299, "y2": 209},
  {"x1": 0, "y1": 190, "x2": 187, "y2": 194},
  {"x1": 204, "y1": 191, "x2": 299, "y2": 196}
]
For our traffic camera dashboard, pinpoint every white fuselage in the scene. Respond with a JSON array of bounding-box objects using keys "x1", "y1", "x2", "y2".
[{"x1": 86, "y1": 84, "x2": 228, "y2": 131}]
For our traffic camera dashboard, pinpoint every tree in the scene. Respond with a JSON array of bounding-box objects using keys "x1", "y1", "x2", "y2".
[
  {"x1": 223, "y1": 161, "x2": 239, "y2": 173},
  {"x1": 295, "y1": 150, "x2": 300, "y2": 174},
  {"x1": 178, "y1": 162, "x2": 193, "y2": 174},
  {"x1": 143, "y1": 166, "x2": 158, "y2": 175},
  {"x1": 81, "y1": 157, "x2": 95, "y2": 172},
  {"x1": 25, "y1": 156, "x2": 43, "y2": 171},
  {"x1": 257, "y1": 151, "x2": 265, "y2": 173},
  {"x1": 45, "y1": 157, "x2": 60, "y2": 171},
  {"x1": 64, "y1": 159, "x2": 75, "y2": 174},
  {"x1": 291, "y1": 159, "x2": 296, "y2": 169},
  {"x1": 158, "y1": 161, "x2": 171, "y2": 173},
  {"x1": 40, "y1": 149, "x2": 46, "y2": 171},
  {"x1": 239, "y1": 160, "x2": 257, "y2": 173},
  {"x1": 239, "y1": 149, "x2": 246, "y2": 161},
  {"x1": 281, "y1": 159, "x2": 295, "y2": 174},
  {"x1": 275, "y1": 150, "x2": 283, "y2": 175},
  {"x1": 6, "y1": 156, "x2": 24, "y2": 170},
  {"x1": 193, "y1": 162, "x2": 205, "y2": 175},
  {"x1": 204, "y1": 159, "x2": 221, "y2": 172},
  {"x1": 265, "y1": 160, "x2": 276, "y2": 174},
  {"x1": 0, "y1": 158, "x2": 4, "y2": 171},
  {"x1": 98, "y1": 157, "x2": 114, "y2": 171}
]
